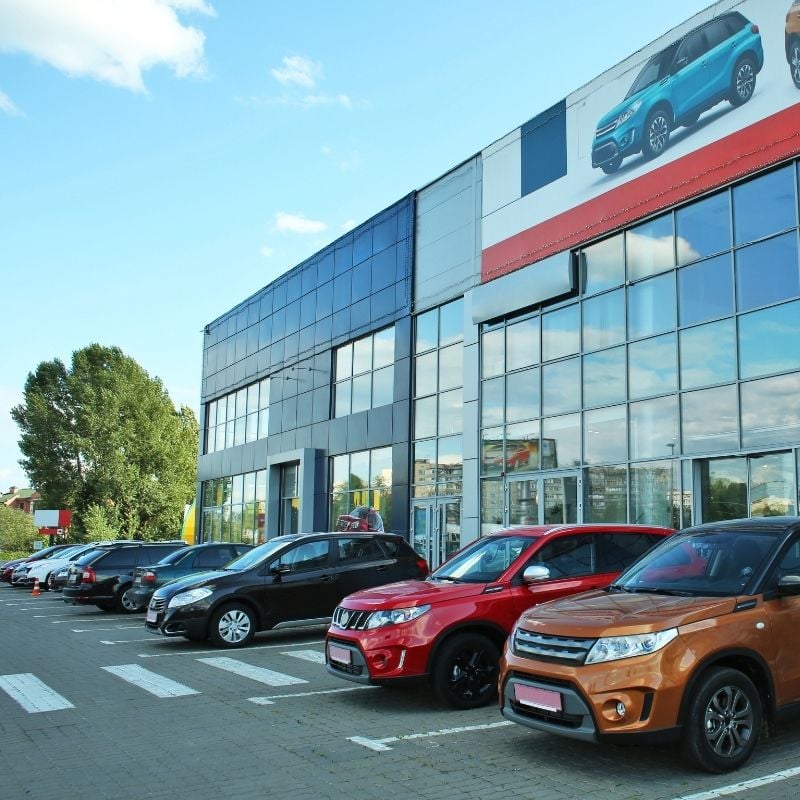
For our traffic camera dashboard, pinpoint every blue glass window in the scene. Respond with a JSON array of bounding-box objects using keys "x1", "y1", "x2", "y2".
[
  {"x1": 680, "y1": 319, "x2": 736, "y2": 390},
  {"x1": 733, "y1": 165, "x2": 797, "y2": 246},
  {"x1": 628, "y1": 273, "x2": 676, "y2": 339},
  {"x1": 678, "y1": 253, "x2": 733, "y2": 326},
  {"x1": 735, "y1": 232, "x2": 799, "y2": 312},
  {"x1": 739, "y1": 300, "x2": 800, "y2": 380}
]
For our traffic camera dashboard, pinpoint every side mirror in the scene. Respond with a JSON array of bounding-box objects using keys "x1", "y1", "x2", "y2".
[
  {"x1": 270, "y1": 563, "x2": 291, "y2": 577},
  {"x1": 523, "y1": 565, "x2": 551, "y2": 584},
  {"x1": 778, "y1": 575, "x2": 800, "y2": 596}
]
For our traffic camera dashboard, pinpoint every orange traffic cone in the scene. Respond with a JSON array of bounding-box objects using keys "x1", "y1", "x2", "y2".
[{"x1": 31, "y1": 578, "x2": 41, "y2": 597}]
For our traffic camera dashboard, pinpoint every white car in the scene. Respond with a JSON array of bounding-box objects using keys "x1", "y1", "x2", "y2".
[{"x1": 24, "y1": 545, "x2": 99, "y2": 591}]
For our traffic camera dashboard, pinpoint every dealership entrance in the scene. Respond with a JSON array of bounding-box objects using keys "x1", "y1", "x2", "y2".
[
  {"x1": 411, "y1": 498, "x2": 462, "y2": 569},
  {"x1": 506, "y1": 471, "x2": 581, "y2": 527}
]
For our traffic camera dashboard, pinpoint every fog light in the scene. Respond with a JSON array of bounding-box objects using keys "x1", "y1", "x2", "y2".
[{"x1": 616, "y1": 701, "x2": 627, "y2": 718}]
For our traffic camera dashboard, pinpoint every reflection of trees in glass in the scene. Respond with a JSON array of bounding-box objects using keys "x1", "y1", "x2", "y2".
[{"x1": 707, "y1": 478, "x2": 747, "y2": 522}]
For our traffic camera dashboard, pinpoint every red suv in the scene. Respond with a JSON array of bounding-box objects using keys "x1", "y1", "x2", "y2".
[{"x1": 325, "y1": 523, "x2": 674, "y2": 708}]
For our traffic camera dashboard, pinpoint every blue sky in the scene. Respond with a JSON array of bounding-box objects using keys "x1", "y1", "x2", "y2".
[{"x1": 0, "y1": 0, "x2": 714, "y2": 490}]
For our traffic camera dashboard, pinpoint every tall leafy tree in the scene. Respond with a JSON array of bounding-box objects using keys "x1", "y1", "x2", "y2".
[
  {"x1": 12, "y1": 344, "x2": 198, "y2": 539},
  {"x1": 0, "y1": 505, "x2": 38, "y2": 552}
]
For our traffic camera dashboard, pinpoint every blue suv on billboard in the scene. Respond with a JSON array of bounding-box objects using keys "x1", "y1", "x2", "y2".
[{"x1": 592, "y1": 12, "x2": 763, "y2": 174}]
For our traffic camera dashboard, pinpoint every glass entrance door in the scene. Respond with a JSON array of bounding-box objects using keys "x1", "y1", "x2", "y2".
[
  {"x1": 412, "y1": 499, "x2": 462, "y2": 569},
  {"x1": 507, "y1": 471, "x2": 581, "y2": 526}
]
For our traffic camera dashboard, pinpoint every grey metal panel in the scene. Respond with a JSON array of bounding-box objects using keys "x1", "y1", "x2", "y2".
[
  {"x1": 414, "y1": 157, "x2": 481, "y2": 312},
  {"x1": 347, "y1": 412, "x2": 368, "y2": 452},
  {"x1": 463, "y1": 342, "x2": 480, "y2": 403},
  {"x1": 367, "y1": 405, "x2": 393, "y2": 450},
  {"x1": 463, "y1": 400, "x2": 479, "y2": 461},
  {"x1": 471, "y1": 250, "x2": 574, "y2": 324}
]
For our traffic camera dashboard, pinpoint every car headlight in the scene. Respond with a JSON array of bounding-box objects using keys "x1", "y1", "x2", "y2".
[
  {"x1": 616, "y1": 101, "x2": 642, "y2": 125},
  {"x1": 585, "y1": 628, "x2": 678, "y2": 664},
  {"x1": 168, "y1": 588, "x2": 214, "y2": 609},
  {"x1": 365, "y1": 604, "x2": 431, "y2": 629}
]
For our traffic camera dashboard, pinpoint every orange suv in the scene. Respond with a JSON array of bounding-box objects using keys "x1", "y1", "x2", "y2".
[{"x1": 499, "y1": 516, "x2": 800, "y2": 772}]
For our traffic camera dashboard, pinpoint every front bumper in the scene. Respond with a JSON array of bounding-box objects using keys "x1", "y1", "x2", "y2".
[{"x1": 144, "y1": 601, "x2": 209, "y2": 638}]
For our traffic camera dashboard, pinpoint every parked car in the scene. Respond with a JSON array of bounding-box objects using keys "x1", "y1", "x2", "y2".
[
  {"x1": 145, "y1": 532, "x2": 429, "y2": 648},
  {"x1": 1, "y1": 544, "x2": 76, "y2": 584},
  {"x1": 325, "y1": 523, "x2": 673, "y2": 708},
  {"x1": 24, "y1": 544, "x2": 121, "y2": 591},
  {"x1": 592, "y1": 11, "x2": 763, "y2": 173},
  {"x1": 499, "y1": 516, "x2": 800, "y2": 773},
  {"x1": 63, "y1": 541, "x2": 188, "y2": 612},
  {"x1": 786, "y1": 2, "x2": 800, "y2": 87},
  {"x1": 128, "y1": 542, "x2": 253, "y2": 609}
]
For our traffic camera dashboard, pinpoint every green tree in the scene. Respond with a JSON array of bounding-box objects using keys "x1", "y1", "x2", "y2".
[
  {"x1": 12, "y1": 344, "x2": 198, "y2": 540},
  {"x1": 0, "y1": 505, "x2": 38, "y2": 552}
]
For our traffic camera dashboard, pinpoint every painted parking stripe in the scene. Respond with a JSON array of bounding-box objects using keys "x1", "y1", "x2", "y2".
[
  {"x1": 0, "y1": 674, "x2": 75, "y2": 713},
  {"x1": 101, "y1": 665, "x2": 199, "y2": 697},
  {"x1": 672, "y1": 765, "x2": 800, "y2": 800},
  {"x1": 282, "y1": 649, "x2": 325, "y2": 664},
  {"x1": 138, "y1": 639, "x2": 324, "y2": 658},
  {"x1": 197, "y1": 656, "x2": 307, "y2": 686},
  {"x1": 250, "y1": 685, "x2": 378, "y2": 705},
  {"x1": 348, "y1": 721, "x2": 515, "y2": 752}
]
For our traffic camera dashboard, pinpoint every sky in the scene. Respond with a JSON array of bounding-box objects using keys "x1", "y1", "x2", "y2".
[{"x1": 0, "y1": 0, "x2": 716, "y2": 491}]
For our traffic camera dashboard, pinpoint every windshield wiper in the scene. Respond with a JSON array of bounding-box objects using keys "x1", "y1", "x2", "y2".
[
  {"x1": 605, "y1": 583, "x2": 632, "y2": 593},
  {"x1": 628, "y1": 586, "x2": 693, "y2": 597},
  {"x1": 432, "y1": 575, "x2": 462, "y2": 582}
]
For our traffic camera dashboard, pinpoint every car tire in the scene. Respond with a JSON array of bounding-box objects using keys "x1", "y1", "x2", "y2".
[
  {"x1": 789, "y1": 40, "x2": 800, "y2": 89},
  {"x1": 209, "y1": 603, "x2": 255, "y2": 648},
  {"x1": 682, "y1": 667, "x2": 762, "y2": 773},
  {"x1": 114, "y1": 585, "x2": 144, "y2": 614},
  {"x1": 601, "y1": 155, "x2": 622, "y2": 174},
  {"x1": 432, "y1": 633, "x2": 500, "y2": 709},
  {"x1": 729, "y1": 56, "x2": 756, "y2": 107},
  {"x1": 641, "y1": 107, "x2": 671, "y2": 160}
]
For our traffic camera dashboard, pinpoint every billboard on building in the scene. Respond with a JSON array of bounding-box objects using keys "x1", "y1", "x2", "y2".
[{"x1": 482, "y1": 0, "x2": 800, "y2": 283}]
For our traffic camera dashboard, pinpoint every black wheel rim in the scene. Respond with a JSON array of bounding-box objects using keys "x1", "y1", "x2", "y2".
[
  {"x1": 703, "y1": 684, "x2": 755, "y2": 758},
  {"x1": 447, "y1": 646, "x2": 497, "y2": 702}
]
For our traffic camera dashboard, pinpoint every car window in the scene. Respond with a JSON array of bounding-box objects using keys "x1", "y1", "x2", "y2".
[
  {"x1": 195, "y1": 547, "x2": 236, "y2": 568},
  {"x1": 272, "y1": 540, "x2": 330, "y2": 573},
  {"x1": 704, "y1": 19, "x2": 732, "y2": 50},
  {"x1": 599, "y1": 533, "x2": 661, "y2": 573},
  {"x1": 140, "y1": 546, "x2": 184, "y2": 565},
  {"x1": 530, "y1": 535, "x2": 594, "y2": 578},
  {"x1": 95, "y1": 548, "x2": 136, "y2": 569},
  {"x1": 336, "y1": 537, "x2": 385, "y2": 565},
  {"x1": 765, "y1": 537, "x2": 800, "y2": 591},
  {"x1": 435, "y1": 535, "x2": 535, "y2": 583},
  {"x1": 675, "y1": 30, "x2": 705, "y2": 67},
  {"x1": 155, "y1": 549, "x2": 192, "y2": 567}
]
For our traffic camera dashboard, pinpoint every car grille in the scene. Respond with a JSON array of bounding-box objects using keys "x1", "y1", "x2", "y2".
[
  {"x1": 331, "y1": 606, "x2": 371, "y2": 630},
  {"x1": 513, "y1": 628, "x2": 596, "y2": 664},
  {"x1": 149, "y1": 597, "x2": 167, "y2": 614},
  {"x1": 595, "y1": 120, "x2": 617, "y2": 138}
]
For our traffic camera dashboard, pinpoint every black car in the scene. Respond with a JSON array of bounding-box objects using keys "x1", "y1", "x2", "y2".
[
  {"x1": 128, "y1": 542, "x2": 253, "y2": 608},
  {"x1": 63, "y1": 541, "x2": 188, "y2": 612},
  {"x1": 145, "y1": 532, "x2": 429, "y2": 648}
]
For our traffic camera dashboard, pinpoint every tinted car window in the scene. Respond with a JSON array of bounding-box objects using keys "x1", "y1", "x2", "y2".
[
  {"x1": 141, "y1": 546, "x2": 183, "y2": 565},
  {"x1": 532, "y1": 535, "x2": 594, "y2": 578},
  {"x1": 195, "y1": 547, "x2": 237, "y2": 568},
  {"x1": 74, "y1": 549, "x2": 107, "y2": 566},
  {"x1": 273, "y1": 540, "x2": 330, "y2": 573},
  {"x1": 336, "y1": 537, "x2": 385, "y2": 564},
  {"x1": 155, "y1": 549, "x2": 193, "y2": 567},
  {"x1": 95, "y1": 548, "x2": 136, "y2": 569},
  {"x1": 600, "y1": 533, "x2": 662, "y2": 572},
  {"x1": 704, "y1": 19, "x2": 730, "y2": 50}
]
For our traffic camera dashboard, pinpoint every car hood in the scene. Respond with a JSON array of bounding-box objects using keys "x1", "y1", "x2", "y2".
[
  {"x1": 517, "y1": 590, "x2": 738, "y2": 637},
  {"x1": 596, "y1": 84, "x2": 657, "y2": 130},
  {"x1": 154, "y1": 570, "x2": 231, "y2": 596},
  {"x1": 338, "y1": 578, "x2": 489, "y2": 610}
]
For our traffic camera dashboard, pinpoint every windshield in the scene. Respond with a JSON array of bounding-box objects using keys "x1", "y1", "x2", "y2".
[
  {"x1": 613, "y1": 529, "x2": 783, "y2": 597},
  {"x1": 433, "y1": 534, "x2": 537, "y2": 583},
  {"x1": 625, "y1": 43, "x2": 679, "y2": 99},
  {"x1": 223, "y1": 536, "x2": 298, "y2": 572}
]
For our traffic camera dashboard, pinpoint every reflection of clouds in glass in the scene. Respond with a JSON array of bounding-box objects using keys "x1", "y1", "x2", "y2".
[
  {"x1": 542, "y1": 413, "x2": 581, "y2": 467},
  {"x1": 680, "y1": 322, "x2": 735, "y2": 390},
  {"x1": 506, "y1": 368, "x2": 539, "y2": 423},
  {"x1": 506, "y1": 318, "x2": 540, "y2": 369},
  {"x1": 739, "y1": 301, "x2": 800, "y2": 380},
  {"x1": 542, "y1": 358, "x2": 580, "y2": 415},
  {"x1": 629, "y1": 335, "x2": 677, "y2": 399},
  {"x1": 543, "y1": 306, "x2": 580, "y2": 360},
  {"x1": 682, "y1": 386, "x2": 738, "y2": 450},
  {"x1": 374, "y1": 329, "x2": 395, "y2": 368},
  {"x1": 439, "y1": 343, "x2": 463, "y2": 391},
  {"x1": 626, "y1": 231, "x2": 674, "y2": 277},
  {"x1": 438, "y1": 389, "x2": 463, "y2": 435},
  {"x1": 584, "y1": 405, "x2": 626, "y2": 465},
  {"x1": 482, "y1": 328, "x2": 504, "y2": 377},
  {"x1": 583, "y1": 235, "x2": 624, "y2": 293},
  {"x1": 741, "y1": 374, "x2": 800, "y2": 445},
  {"x1": 583, "y1": 348, "x2": 626, "y2": 407},
  {"x1": 675, "y1": 236, "x2": 701, "y2": 264},
  {"x1": 629, "y1": 396, "x2": 678, "y2": 459}
]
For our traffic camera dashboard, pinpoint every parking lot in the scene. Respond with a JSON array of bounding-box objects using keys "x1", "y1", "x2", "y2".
[{"x1": 2, "y1": 586, "x2": 800, "y2": 800}]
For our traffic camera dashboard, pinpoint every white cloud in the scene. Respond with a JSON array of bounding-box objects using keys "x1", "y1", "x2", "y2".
[
  {"x1": 259, "y1": 246, "x2": 274, "y2": 257},
  {"x1": 0, "y1": 0, "x2": 215, "y2": 92},
  {"x1": 320, "y1": 145, "x2": 332, "y2": 156},
  {"x1": 0, "y1": 88, "x2": 22, "y2": 115},
  {"x1": 270, "y1": 55, "x2": 321, "y2": 88},
  {"x1": 274, "y1": 212, "x2": 327, "y2": 235},
  {"x1": 341, "y1": 219, "x2": 356, "y2": 232}
]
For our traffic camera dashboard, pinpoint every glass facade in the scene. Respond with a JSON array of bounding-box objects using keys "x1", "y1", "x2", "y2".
[
  {"x1": 205, "y1": 378, "x2": 269, "y2": 454},
  {"x1": 334, "y1": 326, "x2": 395, "y2": 417},
  {"x1": 201, "y1": 470, "x2": 267, "y2": 544},
  {"x1": 480, "y1": 162, "x2": 800, "y2": 529},
  {"x1": 330, "y1": 447, "x2": 393, "y2": 530}
]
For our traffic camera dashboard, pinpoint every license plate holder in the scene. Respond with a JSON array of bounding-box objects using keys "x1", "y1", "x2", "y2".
[
  {"x1": 328, "y1": 644, "x2": 351, "y2": 665},
  {"x1": 514, "y1": 684, "x2": 562, "y2": 712},
  {"x1": 146, "y1": 608, "x2": 157, "y2": 624}
]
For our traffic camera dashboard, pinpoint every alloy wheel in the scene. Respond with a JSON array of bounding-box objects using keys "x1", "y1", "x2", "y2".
[
  {"x1": 703, "y1": 683, "x2": 755, "y2": 759},
  {"x1": 218, "y1": 608, "x2": 252, "y2": 644},
  {"x1": 648, "y1": 114, "x2": 669, "y2": 155},
  {"x1": 735, "y1": 63, "x2": 755, "y2": 102}
]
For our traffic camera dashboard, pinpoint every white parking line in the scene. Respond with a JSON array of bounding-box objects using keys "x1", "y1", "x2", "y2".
[
  {"x1": 282, "y1": 649, "x2": 325, "y2": 664},
  {"x1": 197, "y1": 656, "x2": 307, "y2": 686},
  {"x1": 348, "y1": 721, "x2": 515, "y2": 752},
  {"x1": 72, "y1": 626, "x2": 143, "y2": 632},
  {"x1": 250, "y1": 685, "x2": 378, "y2": 705},
  {"x1": 52, "y1": 616, "x2": 132, "y2": 623},
  {"x1": 137, "y1": 639, "x2": 323, "y2": 658},
  {"x1": 671, "y1": 766, "x2": 800, "y2": 800},
  {"x1": 0, "y1": 673, "x2": 75, "y2": 713},
  {"x1": 100, "y1": 638, "x2": 162, "y2": 645},
  {"x1": 101, "y1": 664, "x2": 200, "y2": 698}
]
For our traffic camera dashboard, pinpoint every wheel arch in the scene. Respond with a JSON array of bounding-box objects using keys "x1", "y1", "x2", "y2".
[
  {"x1": 425, "y1": 620, "x2": 508, "y2": 675},
  {"x1": 209, "y1": 594, "x2": 263, "y2": 631},
  {"x1": 677, "y1": 648, "x2": 775, "y2": 729},
  {"x1": 646, "y1": 101, "x2": 675, "y2": 128}
]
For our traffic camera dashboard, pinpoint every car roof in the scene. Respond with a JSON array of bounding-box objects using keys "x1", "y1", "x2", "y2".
[
  {"x1": 683, "y1": 516, "x2": 800, "y2": 535},
  {"x1": 484, "y1": 523, "x2": 675, "y2": 538}
]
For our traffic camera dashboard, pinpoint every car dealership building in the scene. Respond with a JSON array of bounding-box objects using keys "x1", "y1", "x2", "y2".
[{"x1": 196, "y1": 0, "x2": 800, "y2": 567}]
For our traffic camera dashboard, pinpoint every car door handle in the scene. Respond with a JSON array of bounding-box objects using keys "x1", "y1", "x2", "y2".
[{"x1": 320, "y1": 575, "x2": 335, "y2": 583}]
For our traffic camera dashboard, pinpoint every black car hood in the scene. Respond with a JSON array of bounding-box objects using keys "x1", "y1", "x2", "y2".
[{"x1": 154, "y1": 570, "x2": 233, "y2": 597}]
